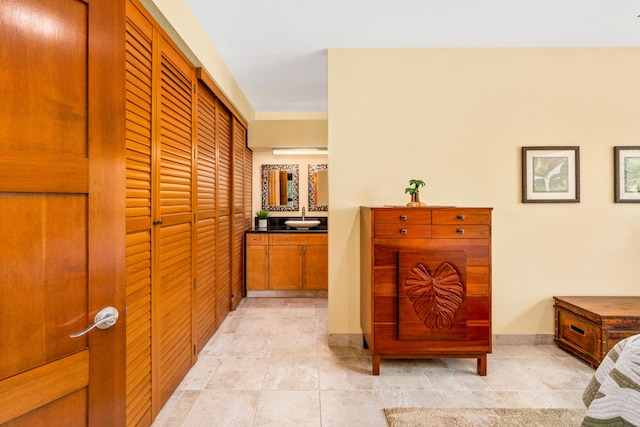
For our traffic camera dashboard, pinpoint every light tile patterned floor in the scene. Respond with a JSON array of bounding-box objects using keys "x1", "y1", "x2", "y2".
[{"x1": 151, "y1": 297, "x2": 594, "y2": 427}]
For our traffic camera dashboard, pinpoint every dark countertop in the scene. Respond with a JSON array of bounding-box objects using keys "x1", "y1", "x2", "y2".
[{"x1": 247, "y1": 216, "x2": 328, "y2": 234}]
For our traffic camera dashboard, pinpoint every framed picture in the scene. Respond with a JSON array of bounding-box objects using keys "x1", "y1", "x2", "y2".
[
  {"x1": 614, "y1": 146, "x2": 640, "y2": 203},
  {"x1": 521, "y1": 146, "x2": 580, "y2": 203}
]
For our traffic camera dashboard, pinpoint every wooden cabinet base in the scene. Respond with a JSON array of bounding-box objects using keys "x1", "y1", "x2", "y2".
[{"x1": 369, "y1": 351, "x2": 487, "y2": 376}]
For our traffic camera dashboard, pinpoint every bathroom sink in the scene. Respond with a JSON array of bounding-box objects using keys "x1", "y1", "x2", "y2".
[{"x1": 285, "y1": 220, "x2": 321, "y2": 230}]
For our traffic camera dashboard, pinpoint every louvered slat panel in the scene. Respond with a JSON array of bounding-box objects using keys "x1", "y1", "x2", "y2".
[
  {"x1": 157, "y1": 36, "x2": 193, "y2": 410},
  {"x1": 216, "y1": 215, "x2": 231, "y2": 326},
  {"x1": 158, "y1": 222, "x2": 191, "y2": 405},
  {"x1": 125, "y1": 7, "x2": 153, "y2": 427},
  {"x1": 195, "y1": 81, "x2": 218, "y2": 351},
  {"x1": 244, "y1": 148, "x2": 253, "y2": 217},
  {"x1": 231, "y1": 212, "x2": 245, "y2": 307},
  {"x1": 217, "y1": 103, "x2": 231, "y2": 215},
  {"x1": 232, "y1": 120, "x2": 244, "y2": 213}
]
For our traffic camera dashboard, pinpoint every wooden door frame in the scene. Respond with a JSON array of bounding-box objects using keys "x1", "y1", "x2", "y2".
[{"x1": 86, "y1": 0, "x2": 126, "y2": 424}]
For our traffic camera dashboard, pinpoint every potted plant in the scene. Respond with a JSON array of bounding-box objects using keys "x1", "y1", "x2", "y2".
[
  {"x1": 256, "y1": 209, "x2": 269, "y2": 228},
  {"x1": 405, "y1": 179, "x2": 426, "y2": 206}
]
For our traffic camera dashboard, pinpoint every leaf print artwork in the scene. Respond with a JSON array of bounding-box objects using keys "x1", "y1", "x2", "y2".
[
  {"x1": 404, "y1": 263, "x2": 463, "y2": 330},
  {"x1": 624, "y1": 156, "x2": 640, "y2": 193},
  {"x1": 532, "y1": 156, "x2": 568, "y2": 193}
]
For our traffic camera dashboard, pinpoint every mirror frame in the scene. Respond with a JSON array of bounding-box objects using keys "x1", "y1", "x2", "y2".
[
  {"x1": 261, "y1": 164, "x2": 299, "y2": 212},
  {"x1": 308, "y1": 164, "x2": 328, "y2": 212}
]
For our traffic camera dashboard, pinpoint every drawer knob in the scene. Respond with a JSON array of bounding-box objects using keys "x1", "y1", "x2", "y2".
[
  {"x1": 457, "y1": 215, "x2": 465, "y2": 220},
  {"x1": 400, "y1": 215, "x2": 407, "y2": 221},
  {"x1": 456, "y1": 229, "x2": 465, "y2": 234},
  {"x1": 401, "y1": 229, "x2": 408, "y2": 235}
]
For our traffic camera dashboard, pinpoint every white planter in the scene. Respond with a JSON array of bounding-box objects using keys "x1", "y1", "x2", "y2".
[{"x1": 258, "y1": 219, "x2": 268, "y2": 228}]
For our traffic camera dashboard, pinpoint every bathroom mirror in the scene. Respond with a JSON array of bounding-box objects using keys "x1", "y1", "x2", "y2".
[
  {"x1": 308, "y1": 164, "x2": 328, "y2": 212},
  {"x1": 261, "y1": 164, "x2": 299, "y2": 212}
]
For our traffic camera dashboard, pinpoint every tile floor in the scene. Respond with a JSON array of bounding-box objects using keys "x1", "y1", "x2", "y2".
[{"x1": 151, "y1": 297, "x2": 594, "y2": 427}]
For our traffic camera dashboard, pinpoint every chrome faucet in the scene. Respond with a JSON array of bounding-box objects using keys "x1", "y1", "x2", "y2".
[{"x1": 302, "y1": 207, "x2": 306, "y2": 220}]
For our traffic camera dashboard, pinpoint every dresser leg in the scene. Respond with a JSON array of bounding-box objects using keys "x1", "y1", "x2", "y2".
[
  {"x1": 372, "y1": 355, "x2": 380, "y2": 375},
  {"x1": 477, "y1": 355, "x2": 487, "y2": 376}
]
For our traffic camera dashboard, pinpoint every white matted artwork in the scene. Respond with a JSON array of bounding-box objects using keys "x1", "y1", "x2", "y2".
[
  {"x1": 521, "y1": 146, "x2": 580, "y2": 203},
  {"x1": 614, "y1": 146, "x2": 640, "y2": 203}
]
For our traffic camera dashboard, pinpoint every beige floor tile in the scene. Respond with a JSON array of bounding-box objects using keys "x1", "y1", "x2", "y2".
[
  {"x1": 320, "y1": 390, "x2": 387, "y2": 427},
  {"x1": 254, "y1": 390, "x2": 320, "y2": 427},
  {"x1": 263, "y1": 356, "x2": 319, "y2": 390}
]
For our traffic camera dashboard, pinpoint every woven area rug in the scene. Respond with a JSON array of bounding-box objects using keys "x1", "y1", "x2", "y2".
[{"x1": 385, "y1": 407, "x2": 587, "y2": 427}]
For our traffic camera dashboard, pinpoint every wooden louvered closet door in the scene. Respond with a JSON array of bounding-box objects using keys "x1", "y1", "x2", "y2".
[
  {"x1": 124, "y1": 2, "x2": 153, "y2": 425},
  {"x1": 216, "y1": 102, "x2": 232, "y2": 326},
  {"x1": 231, "y1": 119, "x2": 247, "y2": 309},
  {"x1": 194, "y1": 80, "x2": 218, "y2": 351},
  {"x1": 155, "y1": 32, "x2": 194, "y2": 408}
]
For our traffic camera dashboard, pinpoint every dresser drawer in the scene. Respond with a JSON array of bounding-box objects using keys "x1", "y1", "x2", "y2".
[
  {"x1": 374, "y1": 209, "x2": 431, "y2": 225},
  {"x1": 557, "y1": 309, "x2": 598, "y2": 361},
  {"x1": 432, "y1": 209, "x2": 491, "y2": 225},
  {"x1": 431, "y1": 225, "x2": 490, "y2": 239},
  {"x1": 374, "y1": 224, "x2": 431, "y2": 239}
]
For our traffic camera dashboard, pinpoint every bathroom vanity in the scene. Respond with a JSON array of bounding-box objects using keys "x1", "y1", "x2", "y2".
[
  {"x1": 360, "y1": 206, "x2": 492, "y2": 375},
  {"x1": 245, "y1": 219, "x2": 327, "y2": 291}
]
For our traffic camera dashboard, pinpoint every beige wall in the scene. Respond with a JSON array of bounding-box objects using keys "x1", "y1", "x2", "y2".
[{"x1": 327, "y1": 48, "x2": 640, "y2": 335}]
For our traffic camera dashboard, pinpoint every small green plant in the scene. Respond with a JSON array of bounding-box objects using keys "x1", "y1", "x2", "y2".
[
  {"x1": 405, "y1": 179, "x2": 425, "y2": 195},
  {"x1": 256, "y1": 209, "x2": 269, "y2": 219}
]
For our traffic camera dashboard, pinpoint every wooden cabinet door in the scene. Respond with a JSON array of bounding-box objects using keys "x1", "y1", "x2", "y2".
[
  {"x1": 303, "y1": 244, "x2": 328, "y2": 290},
  {"x1": 0, "y1": 0, "x2": 126, "y2": 425},
  {"x1": 246, "y1": 238, "x2": 269, "y2": 290},
  {"x1": 269, "y1": 245, "x2": 303, "y2": 290}
]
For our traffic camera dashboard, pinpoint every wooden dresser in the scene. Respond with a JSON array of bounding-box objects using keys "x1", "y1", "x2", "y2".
[
  {"x1": 554, "y1": 296, "x2": 640, "y2": 367},
  {"x1": 360, "y1": 206, "x2": 492, "y2": 375}
]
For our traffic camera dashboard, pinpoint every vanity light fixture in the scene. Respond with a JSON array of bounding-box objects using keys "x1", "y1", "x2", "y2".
[{"x1": 272, "y1": 148, "x2": 328, "y2": 155}]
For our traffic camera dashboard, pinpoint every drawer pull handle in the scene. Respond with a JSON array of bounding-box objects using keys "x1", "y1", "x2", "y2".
[
  {"x1": 401, "y1": 229, "x2": 408, "y2": 235},
  {"x1": 456, "y1": 229, "x2": 465, "y2": 234},
  {"x1": 457, "y1": 215, "x2": 466, "y2": 220},
  {"x1": 400, "y1": 215, "x2": 407, "y2": 221},
  {"x1": 570, "y1": 324, "x2": 585, "y2": 336}
]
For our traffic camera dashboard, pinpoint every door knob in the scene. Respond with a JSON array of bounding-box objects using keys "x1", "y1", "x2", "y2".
[{"x1": 70, "y1": 306, "x2": 119, "y2": 338}]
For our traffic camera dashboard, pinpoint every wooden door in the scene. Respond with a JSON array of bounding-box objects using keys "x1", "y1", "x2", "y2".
[{"x1": 0, "y1": 0, "x2": 125, "y2": 425}]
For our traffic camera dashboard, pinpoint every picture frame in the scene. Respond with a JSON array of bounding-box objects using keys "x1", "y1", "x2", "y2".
[
  {"x1": 521, "y1": 146, "x2": 580, "y2": 203},
  {"x1": 614, "y1": 146, "x2": 640, "y2": 203}
]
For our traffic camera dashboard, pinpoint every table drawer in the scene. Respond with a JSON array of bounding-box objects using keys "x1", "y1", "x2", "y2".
[
  {"x1": 431, "y1": 225, "x2": 490, "y2": 239},
  {"x1": 374, "y1": 224, "x2": 431, "y2": 239},
  {"x1": 557, "y1": 309, "x2": 598, "y2": 360},
  {"x1": 432, "y1": 209, "x2": 491, "y2": 225},
  {"x1": 374, "y1": 210, "x2": 431, "y2": 225}
]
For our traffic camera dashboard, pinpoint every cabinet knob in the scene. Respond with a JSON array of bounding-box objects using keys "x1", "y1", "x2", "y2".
[
  {"x1": 456, "y1": 215, "x2": 465, "y2": 220},
  {"x1": 400, "y1": 215, "x2": 407, "y2": 221},
  {"x1": 401, "y1": 229, "x2": 408, "y2": 235},
  {"x1": 456, "y1": 229, "x2": 465, "y2": 234}
]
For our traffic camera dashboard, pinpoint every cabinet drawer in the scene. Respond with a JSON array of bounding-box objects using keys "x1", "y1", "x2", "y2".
[
  {"x1": 431, "y1": 225, "x2": 490, "y2": 239},
  {"x1": 374, "y1": 209, "x2": 431, "y2": 225},
  {"x1": 432, "y1": 209, "x2": 491, "y2": 225},
  {"x1": 246, "y1": 234, "x2": 267, "y2": 245},
  {"x1": 269, "y1": 233, "x2": 327, "y2": 245},
  {"x1": 374, "y1": 224, "x2": 431, "y2": 239},
  {"x1": 557, "y1": 310, "x2": 598, "y2": 360}
]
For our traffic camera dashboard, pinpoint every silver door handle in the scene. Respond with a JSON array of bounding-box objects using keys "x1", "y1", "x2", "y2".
[{"x1": 70, "y1": 306, "x2": 119, "y2": 338}]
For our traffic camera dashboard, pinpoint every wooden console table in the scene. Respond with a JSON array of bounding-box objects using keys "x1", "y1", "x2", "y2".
[{"x1": 554, "y1": 296, "x2": 640, "y2": 367}]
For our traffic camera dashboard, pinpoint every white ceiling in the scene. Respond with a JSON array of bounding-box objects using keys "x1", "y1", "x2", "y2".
[{"x1": 185, "y1": 0, "x2": 640, "y2": 112}]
